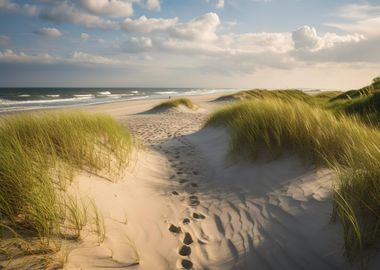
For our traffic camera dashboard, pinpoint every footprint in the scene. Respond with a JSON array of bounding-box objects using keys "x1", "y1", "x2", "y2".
[
  {"x1": 179, "y1": 179, "x2": 188, "y2": 184},
  {"x1": 179, "y1": 245, "x2": 191, "y2": 256},
  {"x1": 168, "y1": 224, "x2": 181, "y2": 233},
  {"x1": 181, "y1": 259, "x2": 193, "y2": 269},
  {"x1": 183, "y1": 218, "x2": 190, "y2": 225},
  {"x1": 172, "y1": 191, "x2": 179, "y2": 196},
  {"x1": 192, "y1": 213, "x2": 206, "y2": 220},
  {"x1": 183, "y1": 232, "x2": 193, "y2": 245},
  {"x1": 189, "y1": 196, "x2": 200, "y2": 207},
  {"x1": 190, "y1": 183, "x2": 198, "y2": 188}
]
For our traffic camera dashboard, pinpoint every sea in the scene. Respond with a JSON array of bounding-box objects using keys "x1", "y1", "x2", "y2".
[{"x1": 0, "y1": 87, "x2": 240, "y2": 113}]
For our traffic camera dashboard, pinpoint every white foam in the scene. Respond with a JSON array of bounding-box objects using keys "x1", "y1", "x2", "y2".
[
  {"x1": 155, "y1": 91, "x2": 178, "y2": 95},
  {"x1": 97, "y1": 91, "x2": 112, "y2": 95}
]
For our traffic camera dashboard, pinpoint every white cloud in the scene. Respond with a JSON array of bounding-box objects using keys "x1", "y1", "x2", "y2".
[
  {"x1": 131, "y1": 36, "x2": 153, "y2": 48},
  {"x1": 78, "y1": 0, "x2": 134, "y2": 17},
  {"x1": 0, "y1": 49, "x2": 58, "y2": 64},
  {"x1": 326, "y1": 4, "x2": 380, "y2": 37},
  {"x1": 220, "y1": 32, "x2": 293, "y2": 54},
  {"x1": 292, "y1": 25, "x2": 363, "y2": 52},
  {"x1": 0, "y1": 49, "x2": 122, "y2": 66},
  {"x1": 33, "y1": 27, "x2": 62, "y2": 38},
  {"x1": 71, "y1": 51, "x2": 120, "y2": 64},
  {"x1": 216, "y1": 0, "x2": 224, "y2": 9},
  {"x1": 146, "y1": 0, "x2": 160, "y2": 11},
  {"x1": 122, "y1": 16, "x2": 178, "y2": 33},
  {"x1": 0, "y1": 0, "x2": 38, "y2": 15},
  {"x1": 333, "y1": 4, "x2": 380, "y2": 20},
  {"x1": 80, "y1": 33, "x2": 90, "y2": 41},
  {"x1": 171, "y1": 13, "x2": 220, "y2": 42},
  {"x1": 123, "y1": 36, "x2": 153, "y2": 53},
  {"x1": 39, "y1": 2, "x2": 119, "y2": 30}
]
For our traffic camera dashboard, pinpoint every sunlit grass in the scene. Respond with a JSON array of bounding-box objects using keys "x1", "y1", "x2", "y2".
[
  {"x1": 214, "y1": 89, "x2": 314, "y2": 102},
  {"x1": 153, "y1": 98, "x2": 196, "y2": 110},
  {"x1": 207, "y1": 98, "x2": 380, "y2": 261},
  {"x1": 0, "y1": 111, "x2": 134, "y2": 256}
]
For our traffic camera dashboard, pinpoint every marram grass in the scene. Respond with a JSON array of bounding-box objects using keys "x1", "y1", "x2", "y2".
[
  {"x1": 207, "y1": 99, "x2": 380, "y2": 261},
  {"x1": 153, "y1": 98, "x2": 196, "y2": 110},
  {"x1": 0, "y1": 111, "x2": 133, "y2": 251}
]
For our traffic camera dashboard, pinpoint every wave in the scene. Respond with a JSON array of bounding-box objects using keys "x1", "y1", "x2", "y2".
[
  {"x1": 0, "y1": 97, "x2": 80, "y2": 105},
  {"x1": 155, "y1": 91, "x2": 178, "y2": 95},
  {"x1": 73, "y1": 94, "x2": 95, "y2": 99},
  {"x1": 18, "y1": 94, "x2": 31, "y2": 97},
  {"x1": 97, "y1": 91, "x2": 112, "y2": 95},
  {"x1": 131, "y1": 90, "x2": 139, "y2": 94},
  {"x1": 46, "y1": 94, "x2": 60, "y2": 98}
]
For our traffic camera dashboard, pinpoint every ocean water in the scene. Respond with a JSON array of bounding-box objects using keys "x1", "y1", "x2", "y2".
[{"x1": 0, "y1": 88, "x2": 239, "y2": 113}]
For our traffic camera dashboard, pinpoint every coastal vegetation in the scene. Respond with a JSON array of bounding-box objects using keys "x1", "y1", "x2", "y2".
[
  {"x1": 0, "y1": 111, "x2": 134, "y2": 267},
  {"x1": 153, "y1": 98, "x2": 196, "y2": 110},
  {"x1": 206, "y1": 77, "x2": 380, "y2": 263}
]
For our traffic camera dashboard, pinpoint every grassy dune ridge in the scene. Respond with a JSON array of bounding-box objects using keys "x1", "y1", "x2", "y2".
[
  {"x1": 153, "y1": 98, "x2": 196, "y2": 110},
  {"x1": 207, "y1": 98, "x2": 380, "y2": 260},
  {"x1": 214, "y1": 89, "x2": 311, "y2": 102},
  {"x1": 0, "y1": 112, "x2": 133, "y2": 254}
]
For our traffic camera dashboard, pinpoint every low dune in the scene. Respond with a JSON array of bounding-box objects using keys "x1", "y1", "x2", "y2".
[{"x1": 3, "y1": 88, "x2": 380, "y2": 269}]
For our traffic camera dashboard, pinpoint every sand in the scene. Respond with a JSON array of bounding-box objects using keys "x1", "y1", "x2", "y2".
[{"x1": 56, "y1": 92, "x2": 367, "y2": 269}]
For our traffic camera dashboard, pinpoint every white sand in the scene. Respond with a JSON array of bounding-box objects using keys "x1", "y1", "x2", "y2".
[{"x1": 63, "y1": 93, "x2": 364, "y2": 269}]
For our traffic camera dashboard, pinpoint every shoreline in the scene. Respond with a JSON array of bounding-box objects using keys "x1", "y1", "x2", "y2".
[{"x1": 0, "y1": 89, "x2": 239, "y2": 115}]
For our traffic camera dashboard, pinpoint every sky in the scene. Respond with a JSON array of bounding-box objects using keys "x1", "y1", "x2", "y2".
[{"x1": 0, "y1": 0, "x2": 379, "y2": 89}]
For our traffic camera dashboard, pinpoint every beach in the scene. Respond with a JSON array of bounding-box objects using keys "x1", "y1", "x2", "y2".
[
  {"x1": 64, "y1": 92, "x2": 356, "y2": 269},
  {"x1": 2, "y1": 89, "x2": 380, "y2": 270}
]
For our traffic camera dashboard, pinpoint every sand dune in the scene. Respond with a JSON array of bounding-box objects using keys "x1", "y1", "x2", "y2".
[{"x1": 61, "y1": 93, "x2": 373, "y2": 269}]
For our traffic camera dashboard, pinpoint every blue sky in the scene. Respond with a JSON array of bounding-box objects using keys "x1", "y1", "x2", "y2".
[{"x1": 0, "y1": 0, "x2": 379, "y2": 88}]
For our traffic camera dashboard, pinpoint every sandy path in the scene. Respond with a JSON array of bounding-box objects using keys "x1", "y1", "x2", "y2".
[
  {"x1": 121, "y1": 107, "x2": 350, "y2": 269},
  {"x1": 64, "y1": 94, "x2": 370, "y2": 269},
  {"x1": 124, "y1": 110, "x2": 209, "y2": 269}
]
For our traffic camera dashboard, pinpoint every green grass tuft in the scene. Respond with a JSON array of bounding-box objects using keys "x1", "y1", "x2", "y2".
[
  {"x1": 214, "y1": 89, "x2": 314, "y2": 103},
  {"x1": 0, "y1": 111, "x2": 134, "y2": 248},
  {"x1": 207, "y1": 98, "x2": 380, "y2": 261},
  {"x1": 153, "y1": 98, "x2": 196, "y2": 110}
]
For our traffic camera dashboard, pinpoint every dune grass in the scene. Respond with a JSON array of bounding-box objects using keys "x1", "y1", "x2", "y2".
[
  {"x1": 207, "y1": 98, "x2": 380, "y2": 261},
  {"x1": 214, "y1": 89, "x2": 314, "y2": 103},
  {"x1": 0, "y1": 111, "x2": 133, "y2": 258},
  {"x1": 153, "y1": 98, "x2": 196, "y2": 110}
]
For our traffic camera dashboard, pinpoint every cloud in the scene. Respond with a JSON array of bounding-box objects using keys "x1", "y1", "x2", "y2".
[
  {"x1": 0, "y1": 0, "x2": 38, "y2": 16},
  {"x1": 71, "y1": 51, "x2": 121, "y2": 64},
  {"x1": 121, "y1": 16, "x2": 178, "y2": 33},
  {"x1": 78, "y1": 0, "x2": 134, "y2": 17},
  {"x1": 39, "y1": 2, "x2": 118, "y2": 29},
  {"x1": 333, "y1": 4, "x2": 380, "y2": 20},
  {"x1": 170, "y1": 13, "x2": 220, "y2": 42},
  {"x1": 123, "y1": 36, "x2": 153, "y2": 53},
  {"x1": 0, "y1": 35, "x2": 10, "y2": 47},
  {"x1": 80, "y1": 33, "x2": 90, "y2": 41},
  {"x1": 326, "y1": 4, "x2": 380, "y2": 37},
  {"x1": 121, "y1": 13, "x2": 220, "y2": 42},
  {"x1": 220, "y1": 32, "x2": 293, "y2": 54},
  {"x1": 0, "y1": 49, "x2": 59, "y2": 64},
  {"x1": 292, "y1": 25, "x2": 363, "y2": 52},
  {"x1": 33, "y1": 27, "x2": 62, "y2": 38},
  {"x1": 216, "y1": 0, "x2": 224, "y2": 9},
  {"x1": 0, "y1": 49, "x2": 121, "y2": 66},
  {"x1": 146, "y1": 0, "x2": 160, "y2": 11}
]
